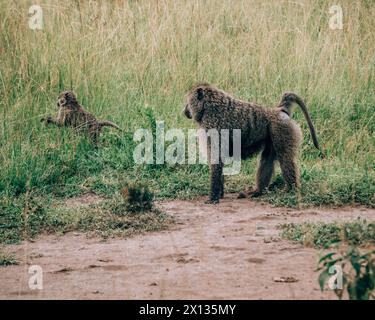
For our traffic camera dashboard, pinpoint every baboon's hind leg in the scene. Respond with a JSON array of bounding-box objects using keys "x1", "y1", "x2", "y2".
[
  {"x1": 91, "y1": 133, "x2": 98, "y2": 145},
  {"x1": 278, "y1": 153, "x2": 300, "y2": 191},
  {"x1": 271, "y1": 123, "x2": 301, "y2": 192},
  {"x1": 238, "y1": 144, "x2": 276, "y2": 198},
  {"x1": 273, "y1": 139, "x2": 300, "y2": 191},
  {"x1": 250, "y1": 143, "x2": 276, "y2": 197},
  {"x1": 89, "y1": 129, "x2": 100, "y2": 147}
]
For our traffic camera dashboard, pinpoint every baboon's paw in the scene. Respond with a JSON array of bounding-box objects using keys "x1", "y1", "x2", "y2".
[
  {"x1": 41, "y1": 116, "x2": 53, "y2": 124},
  {"x1": 249, "y1": 190, "x2": 263, "y2": 198},
  {"x1": 204, "y1": 199, "x2": 220, "y2": 205}
]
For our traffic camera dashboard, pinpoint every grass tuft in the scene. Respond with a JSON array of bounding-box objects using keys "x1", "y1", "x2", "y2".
[
  {"x1": 279, "y1": 218, "x2": 375, "y2": 248},
  {"x1": 0, "y1": 247, "x2": 19, "y2": 266}
]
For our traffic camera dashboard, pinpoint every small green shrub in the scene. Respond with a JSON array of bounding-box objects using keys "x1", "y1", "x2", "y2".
[
  {"x1": 317, "y1": 246, "x2": 375, "y2": 300},
  {"x1": 120, "y1": 183, "x2": 154, "y2": 213}
]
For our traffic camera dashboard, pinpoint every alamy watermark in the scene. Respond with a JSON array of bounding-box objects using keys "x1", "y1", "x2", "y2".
[
  {"x1": 28, "y1": 265, "x2": 43, "y2": 290},
  {"x1": 329, "y1": 4, "x2": 343, "y2": 30},
  {"x1": 133, "y1": 121, "x2": 242, "y2": 175},
  {"x1": 327, "y1": 265, "x2": 343, "y2": 290},
  {"x1": 28, "y1": 5, "x2": 43, "y2": 30},
  {"x1": 27, "y1": 4, "x2": 343, "y2": 32}
]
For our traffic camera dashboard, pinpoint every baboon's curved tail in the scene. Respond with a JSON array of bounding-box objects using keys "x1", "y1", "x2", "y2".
[
  {"x1": 98, "y1": 120, "x2": 122, "y2": 131},
  {"x1": 280, "y1": 93, "x2": 320, "y2": 150}
]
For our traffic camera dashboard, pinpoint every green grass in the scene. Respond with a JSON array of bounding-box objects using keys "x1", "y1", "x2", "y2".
[
  {"x1": 0, "y1": 1, "x2": 374, "y2": 243},
  {"x1": 279, "y1": 219, "x2": 375, "y2": 248}
]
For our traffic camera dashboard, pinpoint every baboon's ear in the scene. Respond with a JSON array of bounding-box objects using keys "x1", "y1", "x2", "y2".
[{"x1": 197, "y1": 88, "x2": 204, "y2": 100}]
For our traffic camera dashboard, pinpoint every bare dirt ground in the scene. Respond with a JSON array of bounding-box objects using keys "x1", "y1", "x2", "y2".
[{"x1": 1, "y1": 194, "x2": 374, "y2": 300}]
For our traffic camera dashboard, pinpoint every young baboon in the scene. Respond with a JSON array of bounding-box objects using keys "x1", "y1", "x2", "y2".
[
  {"x1": 41, "y1": 91, "x2": 121, "y2": 144},
  {"x1": 183, "y1": 83, "x2": 321, "y2": 204}
]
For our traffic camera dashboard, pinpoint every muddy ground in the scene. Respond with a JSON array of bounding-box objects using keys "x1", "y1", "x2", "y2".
[{"x1": 1, "y1": 194, "x2": 374, "y2": 299}]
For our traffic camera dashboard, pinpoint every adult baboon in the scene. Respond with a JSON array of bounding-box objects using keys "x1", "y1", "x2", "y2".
[
  {"x1": 41, "y1": 91, "x2": 121, "y2": 144},
  {"x1": 183, "y1": 83, "x2": 321, "y2": 204}
]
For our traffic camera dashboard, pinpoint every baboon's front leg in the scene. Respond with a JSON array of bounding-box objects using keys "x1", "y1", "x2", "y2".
[
  {"x1": 220, "y1": 174, "x2": 224, "y2": 199},
  {"x1": 41, "y1": 116, "x2": 61, "y2": 127},
  {"x1": 205, "y1": 163, "x2": 223, "y2": 204}
]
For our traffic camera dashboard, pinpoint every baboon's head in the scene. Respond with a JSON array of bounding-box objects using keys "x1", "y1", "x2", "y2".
[
  {"x1": 57, "y1": 91, "x2": 78, "y2": 109},
  {"x1": 183, "y1": 83, "x2": 217, "y2": 123}
]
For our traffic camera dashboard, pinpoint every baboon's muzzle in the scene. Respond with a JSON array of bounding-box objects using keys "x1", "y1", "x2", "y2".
[
  {"x1": 183, "y1": 105, "x2": 192, "y2": 119},
  {"x1": 57, "y1": 98, "x2": 66, "y2": 108}
]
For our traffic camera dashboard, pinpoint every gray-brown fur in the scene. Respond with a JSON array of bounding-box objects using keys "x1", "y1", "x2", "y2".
[
  {"x1": 183, "y1": 83, "x2": 321, "y2": 203},
  {"x1": 41, "y1": 91, "x2": 121, "y2": 144}
]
